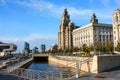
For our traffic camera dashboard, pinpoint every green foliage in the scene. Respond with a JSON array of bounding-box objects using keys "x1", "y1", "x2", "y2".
[
  {"x1": 80, "y1": 44, "x2": 93, "y2": 56},
  {"x1": 57, "y1": 49, "x2": 63, "y2": 53},
  {"x1": 81, "y1": 52, "x2": 87, "y2": 56},
  {"x1": 81, "y1": 44, "x2": 88, "y2": 52},
  {"x1": 115, "y1": 40, "x2": 120, "y2": 51},
  {"x1": 64, "y1": 49, "x2": 70, "y2": 53},
  {"x1": 105, "y1": 41, "x2": 114, "y2": 52},
  {"x1": 73, "y1": 47, "x2": 79, "y2": 52},
  {"x1": 95, "y1": 41, "x2": 113, "y2": 53},
  {"x1": 89, "y1": 44, "x2": 94, "y2": 51},
  {"x1": 95, "y1": 41, "x2": 102, "y2": 52}
]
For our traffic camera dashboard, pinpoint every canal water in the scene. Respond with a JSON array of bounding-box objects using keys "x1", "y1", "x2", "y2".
[
  {"x1": 27, "y1": 62, "x2": 61, "y2": 78},
  {"x1": 27, "y1": 62, "x2": 58, "y2": 71},
  {"x1": 26, "y1": 57, "x2": 74, "y2": 78}
]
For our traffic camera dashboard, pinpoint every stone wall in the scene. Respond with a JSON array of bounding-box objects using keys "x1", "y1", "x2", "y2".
[
  {"x1": 91, "y1": 55, "x2": 120, "y2": 73},
  {"x1": 48, "y1": 55, "x2": 92, "y2": 72}
]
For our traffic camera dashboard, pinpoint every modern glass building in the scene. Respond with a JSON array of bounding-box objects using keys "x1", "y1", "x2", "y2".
[
  {"x1": 41, "y1": 44, "x2": 46, "y2": 53},
  {"x1": 23, "y1": 42, "x2": 30, "y2": 54}
]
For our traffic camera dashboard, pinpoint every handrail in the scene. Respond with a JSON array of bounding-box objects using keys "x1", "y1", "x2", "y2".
[
  {"x1": 6, "y1": 58, "x2": 33, "y2": 73},
  {"x1": 8, "y1": 54, "x2": 95, "y2": 80},
  {"x1": 11, "y1": 67, "x2": 75, "y2": 80},
  {"x1": 50, "y1": 54, "x2": 94, "y2": 79}
]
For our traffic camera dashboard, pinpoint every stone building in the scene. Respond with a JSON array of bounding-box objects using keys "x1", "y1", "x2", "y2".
[
  {"x1": 58, "y1": 8, "x2": 77, "y2": 50},
  {"x1": 73, "y1": 13, "x2": 113, "y2": 48},
  {"x1": 112, "y1": 8, "x2": 120, "y2": 48},
  {"x1": 58, "y1": 8, "x2": 113, "y2": 50}
]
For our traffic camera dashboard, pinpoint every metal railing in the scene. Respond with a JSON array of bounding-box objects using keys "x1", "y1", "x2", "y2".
[
  {"x1": 11, "y1": 67, "x2": 76, "y2": 80},
  {"x1": 6, "y1": 58, "x2": 33, "y2": 73},
  {"x1": 50, "y1": 54, "x2": 94, "y2": 78},
  {"x1": 2, "y1": 54, "x2": 94, "y2": 80}
]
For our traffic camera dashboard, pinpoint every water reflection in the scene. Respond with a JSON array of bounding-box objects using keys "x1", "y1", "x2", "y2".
[
  {"x1": 27, "y1": 62, "x2": 60, "y2": 78},
  {"x1": 27, "y1": 62, "x2": 57, "y2": 71}
]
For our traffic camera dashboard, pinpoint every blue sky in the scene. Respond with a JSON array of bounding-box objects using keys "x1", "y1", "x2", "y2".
[{"x1": 0, "y1": 0, "x2": 120, "y2": 52}]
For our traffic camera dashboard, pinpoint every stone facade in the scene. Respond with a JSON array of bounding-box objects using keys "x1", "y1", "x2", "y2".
[
  {"x1": 58, "y1": 8, "x2": 77, "y2": 50},
  {"x1": 58, "y1": 8, "x2": 115, "y2": 50},
  {"x1": 73, "y1": 13, "x2": 113, "y2": 48},
  {"x1": 112, "y1": 8, "x2": 120, "y2": 48},
  {"x1": 91, "y1": 55, "x2": 120, "y2": 73}
]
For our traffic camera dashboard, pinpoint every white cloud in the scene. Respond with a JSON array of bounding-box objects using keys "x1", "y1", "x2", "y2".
[
  {"x1": 0, "y1": 37, "x2": 19, "y2": 42},
  {"x1": 101, "y1": 0, "x2": 110, "y2": 8},
  {"x1": 16, "y1": 0, "x2": 63, "y2": 17},
  {"x1": 0, "y1": 34, "x2": 57, "y2": 42},
  {"x1": 0, "y1": 0, "x2": 114, "y2": 21},
  {"x1": 22, "y1": 34, "x2": 57, "y2": 42},
  {"x1": 0, "y1": 0, "x2": 6, "y2": 5},
  {"x1": 69, "y1": 7, "x2": 92, "y2": 15},
  {"x1": 0, "y1": 34, "x2": 57, "y2": 51},
  {"x1": 16, "y1": 0, "x2": 92, "y2": 18},
  {"x1": 16, "y1": 0, "x2": 112, "y2": 21}
]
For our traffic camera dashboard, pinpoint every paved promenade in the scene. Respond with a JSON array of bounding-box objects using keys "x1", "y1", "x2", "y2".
[
  {"x1": 74, "y1": 66, "x2": 120, "y2": 80},
  {"x1": 0, "y1": 73, "x2": 24, "y2": 80}
]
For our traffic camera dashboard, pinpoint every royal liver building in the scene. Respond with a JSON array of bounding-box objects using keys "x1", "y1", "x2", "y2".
[
  {"x1": 58, "y1": 8, "x2": 77, "y2": 50},
  {"x1": 112, "y1": 8, "x2": 120, "y2": 48},
  {"x1": 58, "y1": 8, "x2": 120, "y2": 50}
]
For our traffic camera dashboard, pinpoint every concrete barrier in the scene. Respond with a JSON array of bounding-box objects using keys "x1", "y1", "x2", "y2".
[
  {"x1": 91, "y1": 55, "x2": 120, "y2": 73},
  {"x1": 48, "y1": 55, "x2": 92, "y2": 72},
  {"x1": 7, "y1": 58, "x2": 33, "y2": 73},
  {"x1": 33, "y1": 54, "x2": 120, "y2": 73}
]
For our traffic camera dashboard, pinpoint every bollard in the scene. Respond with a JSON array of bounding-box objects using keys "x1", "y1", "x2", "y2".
[{"x1": 76, "y1": 62, "x2": 80, "y2": 78}]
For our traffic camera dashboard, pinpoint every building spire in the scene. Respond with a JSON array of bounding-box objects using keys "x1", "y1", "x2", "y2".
[
  {"x1": 90, "y1": 12, "x2": 98, "y2": 24},
  {"x1": 62, "y1": 7, "x2": 68, "y2": 18},
  {"x1": 61, "y1": 7, "x2": 70, "y2": 26}
]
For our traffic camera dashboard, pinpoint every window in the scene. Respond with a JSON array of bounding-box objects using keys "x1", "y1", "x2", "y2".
[
  {"x1": 94, "y1": 35, "x2": 96, "y2": 38},
  {"x1": 114, "y1": 36, "x2": 116, "y2": 40},
  {"x1": 103, "y1": 39, "x2": 104, "y2": 41},
  {"x1": 116, "y1": 16, "x2": 119, "y2": 22}
]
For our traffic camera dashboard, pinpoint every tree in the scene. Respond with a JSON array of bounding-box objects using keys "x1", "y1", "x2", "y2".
[
  {"x1": 69, "y1": 48, "x2": 74, "y2": 54},
  {"x1": 73, "y1": 47, "x2": 79, "y2": 52},
  {"x1": 89, "y1": 44, "x2": 94, "y2": 52},
  {"x1": 115, "y1": 40, "x2": 120, "y2": 51},
  {"x1": 81, "y1": 44, "x2": 88, "y2": 52},
  {"x1": 95, "y1": 41, "x2": 102, "y2": 52},
  {"x1": 64, "y1": 48, "x2": 70, "y2": 53},
  {"x1": 105, "y1": 41, "x2": 114, "y2": 53},
  {"x1": 81, "y1": 44, "x2": 91, "y2": 56},
  {"x1": 57, "y1": 49, "x2": 63, "y2": 53}
]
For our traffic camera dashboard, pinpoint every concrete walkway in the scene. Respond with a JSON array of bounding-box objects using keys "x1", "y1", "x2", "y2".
[
  {"x1": 78, "y1": 70, "x2": 120, "y2": 80},
  {"x1": 0, "y1": 70, "x2": 120, "y2": 80},
  {"x1": 0, "y1": 73, "x2": 25, "y2": 80}
]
